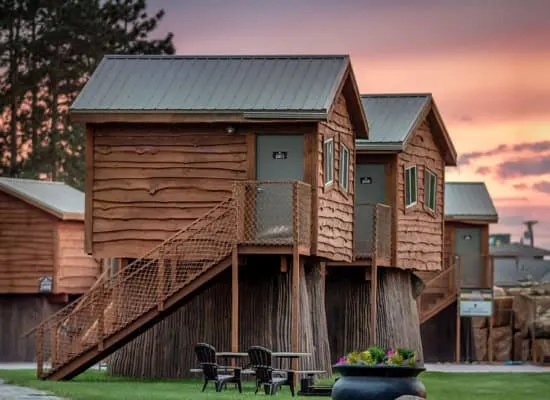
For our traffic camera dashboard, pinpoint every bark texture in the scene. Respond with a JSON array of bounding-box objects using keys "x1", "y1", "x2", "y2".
[{"x1": 108, "y1": 256, "x2": 333, "y2": 378}]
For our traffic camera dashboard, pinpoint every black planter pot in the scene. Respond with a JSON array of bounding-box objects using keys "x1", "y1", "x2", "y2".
[{"x1": 331, "y1": 365, "x2": 427, "y2": 400}]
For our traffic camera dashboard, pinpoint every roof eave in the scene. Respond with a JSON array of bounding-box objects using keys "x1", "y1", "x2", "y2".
[
  {"x1": 445, "y1": 215, "x2": 499, "y2": 224},
  {"x1": 69, "y1": 109, "x2": 328, "y2": 124},
  {"x1": 355, "y1": 141, "x2": 403, "y2": 153}
]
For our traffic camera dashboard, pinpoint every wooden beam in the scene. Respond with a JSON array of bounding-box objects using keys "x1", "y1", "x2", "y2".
[
  {"x1": 280, "y1": 256, "x2": 288, "y2": 273},
  {"x1": 85, "y1": 124, "x2": 93, "y2": 255},
  {"x1": 320, "y1": 261, "x2": 326, "y2": 296},
  {"x1": 291, "y1": 251, "x2": 300, "y2": 378},
  {"x1": 370, "y1": 264, "x2": 378, "y2": 345},
  {"x1": 231, "y1": 246, "x2": 239, "y2": 353}
]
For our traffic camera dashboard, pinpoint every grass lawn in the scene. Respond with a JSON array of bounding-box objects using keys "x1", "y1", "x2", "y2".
[{"x1": 0, "y1": 369, "x2": 549, "y2": 400}]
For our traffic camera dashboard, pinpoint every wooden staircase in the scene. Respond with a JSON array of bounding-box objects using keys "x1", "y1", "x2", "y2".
[
  {"x1": 418, "y1": 260, "x2": 460, "y2": 324},
  {"x1": 34, "y1": 198, "x2": 236, "y2": 380}
]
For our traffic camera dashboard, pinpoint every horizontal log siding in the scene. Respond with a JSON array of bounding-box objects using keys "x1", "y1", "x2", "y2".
[
  {"x1": 317, "y1": 94, "x2": 355, "y2": 262},
  {"x1": 91, "y1": 125, "x2": 248, "y2": 258},
  {"x1": 396, "y1": 120, "x2": 445, "y2": 271},
  {"x1": 56, "y1": 222, "x2": 101, "y2": 294},
  {"x1": 0, "y1": 192, "x2": 56, "y2": 293}
]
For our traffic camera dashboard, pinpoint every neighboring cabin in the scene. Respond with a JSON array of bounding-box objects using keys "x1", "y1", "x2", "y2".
[
  {"x1": 353, "y1": 93, "x2": 458, "y2": 271},
  {"x1": 0, "y1": 178, "x2": 100, "y2": 362},
  {"x1": 420, "y1": 181, "x2": 499, "y2": 362}
]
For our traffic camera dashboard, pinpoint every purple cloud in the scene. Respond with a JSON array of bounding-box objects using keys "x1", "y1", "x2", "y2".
[
  {"x1": 513, "y1": 183, "x2": 528, "y2": 190},
  {"x1": 476, "y1": 166, "x2": 491, "y2": 175},
  {"x1": 532, "y1": 180, "x2": 550, "y2": 193},
  {"x1": 495, "y1": 155, "x2": 550, "y2": 179},
  {"x1": 459, "y1": 141, "x2": 550, "y2": 166}
]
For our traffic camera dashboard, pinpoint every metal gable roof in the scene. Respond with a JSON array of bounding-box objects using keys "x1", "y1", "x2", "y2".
[
  {"x1": 0, "y1": 177, "x2": 84, "y2": 221},
  {"x1": 491, "y1": 243, "x2": 550, "y2": 258},
  {"x1": 494, "y1": 258, "x2": 550, "y2": 287},
  {"x1": 71, "y1": 55, "x2": 350, "y2": 116},
  {"x1": 444, "y1": 182, "x2": 499, "y2": 221},
  {"x1": 356, "y1": 93, "x2": 431, "y2": 148}
]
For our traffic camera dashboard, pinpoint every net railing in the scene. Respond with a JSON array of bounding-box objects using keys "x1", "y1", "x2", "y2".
[
  {"x1": 233, "y1": 180, "x2": 312, "y2": 248},
  {"x1": 354, "y1": 203, "x2": 392, "y2": 261},
  {"x1": 36, "y1": 197, "x2": 236, "y2": 378}
]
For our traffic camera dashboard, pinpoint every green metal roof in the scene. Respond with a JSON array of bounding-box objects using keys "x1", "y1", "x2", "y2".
[
  {"x1": 71, "y1": 54, "x2": 351, "y2": 118},
  {"x1": 444, "y1": 182, "x2": 499, "y2": 222},
  {"x1": 0, "y1": 177, "x2": 84, "y2": 220},
  {"x1": 357, "y1": 93, "x2": 431, "y2": 146}
]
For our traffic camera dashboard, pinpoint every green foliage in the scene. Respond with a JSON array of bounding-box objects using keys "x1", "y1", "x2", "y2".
[
  {"x1": 0, "y1": 0, "x2": 175, "y2": 185},
  {"x1": 339, "y1": 346, "x2": 417, "y2": 367}
]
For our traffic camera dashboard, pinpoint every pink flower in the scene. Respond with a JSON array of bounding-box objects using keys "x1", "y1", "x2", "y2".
[{"x1": 337, "y1": 356, "x2": 346, "y2": 365}]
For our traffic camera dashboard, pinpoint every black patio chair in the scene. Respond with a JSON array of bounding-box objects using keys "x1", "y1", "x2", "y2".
[
  {"x1": 247, "y1": 345, "x2": 295, "y2": 396},
  {"x1": 194, "y1": 342, "x2": 242, "y2": 393}
]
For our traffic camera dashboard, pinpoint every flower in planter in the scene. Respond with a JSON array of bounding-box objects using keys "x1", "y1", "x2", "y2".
[{"x1": 337, "y1": 346, "x2": 417, "y2": 367}]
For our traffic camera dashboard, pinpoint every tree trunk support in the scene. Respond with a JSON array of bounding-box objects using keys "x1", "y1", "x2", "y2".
[
  {"x1": 291, "y1": 251, "x2": 300, "y2": 385},
  {"x1": 370, "y1": 265, "x2": 378, "y2": 345}
]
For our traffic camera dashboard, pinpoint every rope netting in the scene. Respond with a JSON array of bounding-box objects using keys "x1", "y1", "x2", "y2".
[
  {"x1": 233, "y1": 181, "x2": 311, "y2": 247},
  {"x1": 37, "y1": 197, "x2": 236, "y2": 377}
]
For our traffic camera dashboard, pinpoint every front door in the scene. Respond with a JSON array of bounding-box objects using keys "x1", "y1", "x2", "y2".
[
  {"x1": 255, "y1": 135, "x2": 305, "y2": 242},
  {"x1": 355, "y1": 164, "x2": 386, "y2": 256},
  {"x1": 455, "y1": 227, "x2": 482, "y2": 288}
]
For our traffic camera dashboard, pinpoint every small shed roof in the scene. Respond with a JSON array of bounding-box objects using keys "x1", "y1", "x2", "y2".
[
  {"x1": 444, "y1": 182, "x2": 499, "y2": 223},
  {"x1": 493, "y1": 258, "x2": 550, "y2": 287},
  {"x1": 0, "y1": 177, "x2": 84, "y2": 221},
  {"x1": 70, "y1": 54, "x2": 368, "y2": 136},
  {"x1": 356, "y1": 93, "x2": 457, "y2": 165},
  {"x1": 490, "y1": 242, "x2": 550, "y2": 258}
]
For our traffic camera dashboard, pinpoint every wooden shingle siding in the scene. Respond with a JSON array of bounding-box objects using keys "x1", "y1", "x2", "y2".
[
  {"x1": 0, "y1": 192, "x2": 55, "y2": 293},
  {"x1": 396, "y1": 120, "x2": 444, "y2": 271},
  {"x1": 317, "y1": 93, "x2": 355, "y2": 262},
  {"x1": 92, "y1": 125, "x2": 248, "y2": 258}
]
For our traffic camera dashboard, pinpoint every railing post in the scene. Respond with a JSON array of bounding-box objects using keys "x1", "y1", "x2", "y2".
[
  {"x1": 36, "y1": 326, "x2": 44, "y2": 379},
  {"x1": 98, "y1": 285, "x2": 105, "y2": 351},
  {"x1": 292, "y1": 181, "x2": 300, "y2": 246},
  {"x1": 158, "y1": 249, "x2": 165, "y2": 311},
  {"x1": 371, "y1": 204, "x2": 378, "y2": 269},
  {"x1": 51, "y1": 323, "x2": 58, "y2": 368},
  {"x1": 233, "y1": 182, "x2": 245, "y2": 243}
]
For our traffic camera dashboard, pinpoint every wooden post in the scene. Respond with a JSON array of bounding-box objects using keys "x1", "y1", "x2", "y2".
[
  {"x1": 370, "y1": 265, "x2": 378, "y2": 345},
  {"x1": 231, "y1": 246, "x2": 239, "y2": 354},
  {"x1": 158, "y1": 252, "x2": 165, "y2": 311},
  {"x1": 456, "y1": 255, "x2": 462, "y2": 364},
  {"x1": 37, "y1": 327, "x2": 44, "y2": 379},
  {"x1": 291, "y1": 182, "x2": 300, "y2": 382},
  {"x1": 98, "y1": 284, "x2": 105, "y2": 351},
  {"x1": 51, "y1": 323, "x2": 58, "y2": 368}
]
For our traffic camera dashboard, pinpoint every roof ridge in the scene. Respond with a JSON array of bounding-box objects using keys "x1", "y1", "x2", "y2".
[
  {"x1": 361, "y1": 93, "x2": 432, "y2": 98},
  {"x1": 445, "y1": 181, "x2": 487, "y2": 185},
  {"x1": 104, "y1": 54, "x2": 350, "y2": 60}
]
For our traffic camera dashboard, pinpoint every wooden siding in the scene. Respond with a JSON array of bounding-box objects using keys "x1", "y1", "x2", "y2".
[
  {"x1": 396, "y1": 120, "x2": 445, "y2": 271},
  {"x1": 56, "y1": 222, "x2": 101, "y2": 294},
  {"x1": 91, "y1": 125, "x2": 249, "y2": 258},
  {"x1": 317, "y1": 93, "x2": 355, "y2": 262},
  {"x1": 0, "y1": 294, "x2": 63, "y2": 361},
  {"x1": 0, "y1": 192, "x2": 56, "y2": 293}
]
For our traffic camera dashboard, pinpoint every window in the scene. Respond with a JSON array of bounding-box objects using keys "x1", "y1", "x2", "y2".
[
  {"x1": 405, "y1": 165, "x2": 417, "y2": 207},
  {"x1": 339, "y1": 144, "x2": 350, "y2": 192},
  {"x1": 324, "y1": 138, "x2": 334, "y2": 186},
  {"x1": 424, "y1": 169, "x2": 437, "y2": 212}
]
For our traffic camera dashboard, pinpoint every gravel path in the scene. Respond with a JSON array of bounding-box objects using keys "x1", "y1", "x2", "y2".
[{"x1": 0, "y1": 379, "x2": 63, "y2": 400}]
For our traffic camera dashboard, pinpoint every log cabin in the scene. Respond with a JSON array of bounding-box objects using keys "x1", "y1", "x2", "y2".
[
  {"x1": 420, "y1": 181, "x2": 499, "y2": 362},
  {"x1": 0, "y1": 177, "x2": 100, "y2": 362},
  {"x1": 34, "y1": 54, "x2": 371, "y2": 380},
  {"x1": 325, "y1": 93, "x2": 459, "y2": 363}
]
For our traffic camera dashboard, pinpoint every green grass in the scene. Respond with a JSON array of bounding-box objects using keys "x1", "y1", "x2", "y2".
[{"x1": 0, "y1": 369, "x2": 549, "y2": 400}]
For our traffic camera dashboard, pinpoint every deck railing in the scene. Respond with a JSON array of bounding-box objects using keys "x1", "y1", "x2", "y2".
[
  {"x1": 233, "y1": 180, "x2": 312, "y2": 250},
  {"x1": 354, "y1": 203, "x2": 392, "y2": 264}
]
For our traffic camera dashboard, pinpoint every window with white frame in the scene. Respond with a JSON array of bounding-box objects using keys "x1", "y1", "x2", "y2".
[
  {"x1": 324, "y1": 138, "x2": 334, "y2": 186},
  {"x1": 340, "y1": 144, "x2": 350, "y2": 192},
  {"x1": 425, "y1": 169, "x2": 437, "y2": 212},
  {"x1": 405, "y1": 165, "x2": 417, "y2": 207}
]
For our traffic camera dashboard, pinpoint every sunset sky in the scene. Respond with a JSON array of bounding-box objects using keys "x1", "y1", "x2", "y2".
[{"x1": 151, "y1": 0, "x2": 550, "y2": 248}]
